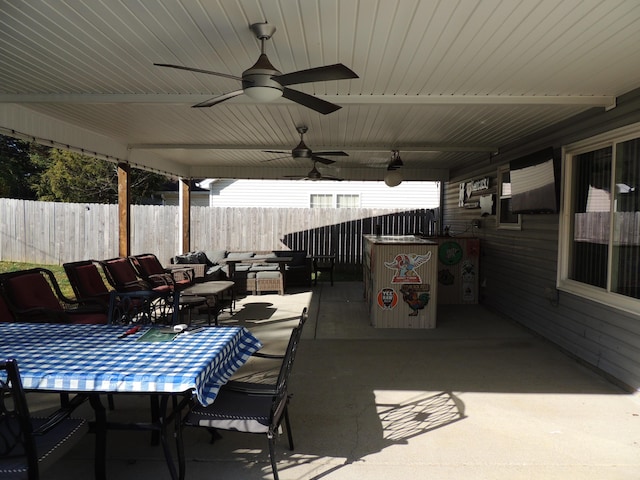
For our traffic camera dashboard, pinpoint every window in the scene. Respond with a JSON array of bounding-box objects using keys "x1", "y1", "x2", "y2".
[
  {"x1": 497, "y1": 166, "x2": 521, "y2": 229},
  {"x1": 310, "y1": 194, "x2": 333, "y2": 208},
  {"x1": 337, "y1": 194, "x2": 360, "y2": 208},
  {"x1": 559, "y1": 124, "x2": 640, "y2": 314},
  {"x1": 310, "y1": 193, "x2": 361, "y2": 208}
]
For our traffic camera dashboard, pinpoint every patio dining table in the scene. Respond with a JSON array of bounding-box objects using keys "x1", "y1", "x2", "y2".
[{"x1": 0, "y1": 322, "x2": 262, "y2": 480}]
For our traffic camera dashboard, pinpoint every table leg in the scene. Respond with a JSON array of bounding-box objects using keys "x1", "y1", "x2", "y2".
[
  {"x1": 150, "y1": 394, "x2": 160, "y2": 445},
  {"x1": 158, "y1": 394, "x2": 190, "y2": 480},
  {"x1": 89, "y1": 394, "x2": 107, "y2": 480},
  {"x1": 158, "y1": 396, "x2": 179, "y2": 480}
]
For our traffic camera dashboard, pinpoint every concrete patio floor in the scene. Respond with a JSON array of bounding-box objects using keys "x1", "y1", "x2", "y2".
[{"x1": 37, "y1": 281, "x2": 640, "y2": 479}]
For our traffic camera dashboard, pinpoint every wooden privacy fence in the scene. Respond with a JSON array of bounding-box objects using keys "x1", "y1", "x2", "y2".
[{"x1": 0, "y1": 198, "x2": 438, "y2": 267}]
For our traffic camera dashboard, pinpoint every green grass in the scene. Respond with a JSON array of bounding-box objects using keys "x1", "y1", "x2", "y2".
[{"x1": 0, "y1": 261, "x2": 74, "y2": 298}]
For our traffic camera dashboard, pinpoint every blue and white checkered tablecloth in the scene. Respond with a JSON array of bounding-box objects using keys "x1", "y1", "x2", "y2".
[{"x1": 0, "y1": 323, "x2": 262, "y2": 406}]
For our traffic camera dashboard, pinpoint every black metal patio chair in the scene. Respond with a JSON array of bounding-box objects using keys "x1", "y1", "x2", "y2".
[
  {"x1": 183, "y1": 311, "x2": 305, "y2": 480},
  {"x1": 0, "y1": 268, "x2": 107, "y2": 325},
  {"x1": 0, "y1": 358, "x2": 89, "y2": 479}
]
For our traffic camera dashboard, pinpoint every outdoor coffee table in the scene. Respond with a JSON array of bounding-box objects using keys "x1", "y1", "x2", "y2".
[
  {"x1": 181, "y1": 280, "x2": 235, "y2": 325},
  {"x1": 178, "y1": 294, "x2": 207, "y2": 325}
]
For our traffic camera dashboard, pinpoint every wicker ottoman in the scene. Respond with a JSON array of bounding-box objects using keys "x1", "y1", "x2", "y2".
[
  {"x1": 246, "y1": 272, "x2": 257, "y2": 295},
  {"x1": 256, "y1": 271, "x2": 284, "y2": 295}
]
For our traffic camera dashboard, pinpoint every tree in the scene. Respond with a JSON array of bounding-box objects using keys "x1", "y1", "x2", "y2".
[
  {"x1": 0, "y1": 135, "x2": 44, "y2": 199},
  {"x1": 36, "y1": 149, "x2": 169, "y2": 204},
  {"x1": 37, "y1": 149, "x2": 115, "y2": 203},
  {"x1": 1, "y1": 134, "x2": 169, "y2": 203}
]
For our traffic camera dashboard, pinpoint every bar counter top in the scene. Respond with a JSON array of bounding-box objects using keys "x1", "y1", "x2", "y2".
[{"x1": 363, "y1": 234, "x2": 437, "y2": 245}]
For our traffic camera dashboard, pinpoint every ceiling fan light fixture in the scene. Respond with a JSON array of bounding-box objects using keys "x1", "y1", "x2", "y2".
[
  {"x1": 244, "y1": 85, "x2": 283, "y2": 102},
  {"x1": 384, "y1": 170, "x2": 403, "y2": 187}
]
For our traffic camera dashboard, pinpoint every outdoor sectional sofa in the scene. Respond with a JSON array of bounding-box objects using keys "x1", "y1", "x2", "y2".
[{"x1": 170, "y1": 249, "x2": 312, "y2": 293}]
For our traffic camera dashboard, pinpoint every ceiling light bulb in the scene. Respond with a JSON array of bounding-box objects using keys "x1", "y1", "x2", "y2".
[
  {"x1": 384, "y1": 170, "x2": 403, "y2": 187},
  {"x1": 244, "y1": 85, "x2": 283, "y2": 102}
]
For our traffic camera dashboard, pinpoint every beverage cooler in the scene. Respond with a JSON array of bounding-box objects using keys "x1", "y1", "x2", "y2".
[{"x1": 363, "y1": 235, "x2": 438, "y2": 329}]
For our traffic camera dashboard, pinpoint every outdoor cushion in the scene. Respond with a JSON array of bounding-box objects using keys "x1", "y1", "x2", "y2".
[
  {"x1": 8, "y1": 273, "x2": 62, "y2": 311},
  {"x1": 0, "y1": 295, "x2": 14, "y2": 322},
  {"x1": 250, "y1": 264, "x2": 279, "y2": 272},
  {"x1": 193, "y1": 251, "x2": 209, "y2": 264},
  {"x1": 67, "y1": 312, "x2": 108, "y2": 325},
  {"x1": 232, "y1": 264, "x2": 252, "y2": 273},
  {"x1": 135, "y1": 255, "x2": 164, "y2": 275},
  {"x1": 107, "y1": 259, "x2": 139, "y2": 284},
  {"x1": 226, "y1": 252, "x2": 255, "y2": 260},
  {"x1": 174, "y1": 252, "x2": 201, "y2": 264},
  {"x1": 189, "y1": 390, "x2": 273, "y2": 432},
  {"x1": 203, "y1": 249, "x2": 227, "y2": 265},
  {"x1": 201, "y1": 264, "x2": 227, "y2": 282},
  {"x1": 75, "y1": 265, "x2": 109, "y2": 297},
  {"x1": 256, "y1": 271, "x2": 281, "y2": 279}
]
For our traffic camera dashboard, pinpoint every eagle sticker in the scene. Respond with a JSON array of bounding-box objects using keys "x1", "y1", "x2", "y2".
[{"x1": 384, "y1": 252, "x2": 432, "y2": 284}]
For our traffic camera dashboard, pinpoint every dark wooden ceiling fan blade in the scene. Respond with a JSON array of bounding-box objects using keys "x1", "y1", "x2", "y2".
[
  {"x1": 261, "y1": 154, "x2": 290, "y2": 162},
  {"x1": 154, "y1": 63, "x2": 243, "y2": 81},
  {"x1": 316, "y1": 150, "x2": 349, "y2": 156},
  {"x1": 311, "y1": 155, "x2": 336, "y2": 165},
  {"x1": 263, "y1": 150, "x2": 289, "y2": 154},
  {"x1": 276, "y1": 64, "x2": 358, "y2": 86},
  {"x1": 282, "y1": 88, "x2": 341, "y2": 115},
  {"x1": 192, "y1": 90, "x2": 244, "y2": 108}
]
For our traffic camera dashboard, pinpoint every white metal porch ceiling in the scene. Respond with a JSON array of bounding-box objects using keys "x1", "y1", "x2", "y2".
[{"x1": 1, "y1": 0, "x2": 639, "y2": 182}]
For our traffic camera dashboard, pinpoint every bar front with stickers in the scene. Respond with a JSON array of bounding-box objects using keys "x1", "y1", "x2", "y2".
[{"x1": 363, "y1": 235, "x2": 439, "y2": 328}]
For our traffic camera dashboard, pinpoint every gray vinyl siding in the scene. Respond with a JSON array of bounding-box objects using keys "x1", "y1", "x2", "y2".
[{"x1": 442, "y1": 88, "x2": 640, "y2": 391}]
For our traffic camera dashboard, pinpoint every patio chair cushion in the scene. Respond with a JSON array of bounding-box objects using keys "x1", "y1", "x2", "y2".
[
  {"x1": 188, "y1": 389, "x2": 273, "y2": 433},
  {"x1": 105, "y1": 258, "x2": 139, "y2": 285},
  {"x1": 66, "y1": 312, "x2": 110, "y2": 325},
  {"x1": 134, "y1": 254, "x2": 165, "y2": 276},
  {"x1": 0, "y1": 295, "x2": 15, "y2": 322},
  {"x1": 74, "y1": 264, "x2": 111, "y2": 302},
  {"x1": 8, "y1": 273, "x2": 62, "y2": 311}
]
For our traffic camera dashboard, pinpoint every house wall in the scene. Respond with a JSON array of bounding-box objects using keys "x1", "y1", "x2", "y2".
[
  {"x1": 204, "y1": 179, "x2": 440, "y2": 209},
  {"x1": 443, "y1": 89, "x2": 640, "y2": 391},
  {"x1": 158, "y1": 192, "x2": 210, "y2": 207}
]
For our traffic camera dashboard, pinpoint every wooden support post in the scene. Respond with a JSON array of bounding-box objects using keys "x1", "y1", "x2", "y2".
[
  {"x1": 117, "y1": 162, "x2": 131, "y2": 257},
  {"x1": 179, "y1": 178, "x2": 191, "y2": 254}
]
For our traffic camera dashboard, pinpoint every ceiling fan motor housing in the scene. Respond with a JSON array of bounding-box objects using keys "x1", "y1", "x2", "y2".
[
  {"x1": 242, "y1": 54, "x2": 283, "y2": 101},
  {"x1": 292, "y1": 140, "x2": 312, "y2": 158}
]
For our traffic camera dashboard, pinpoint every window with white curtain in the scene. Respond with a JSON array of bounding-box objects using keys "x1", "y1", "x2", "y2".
[
  {"x1": 310, "y1": 194, "x2": 333, "y2": 208},
  {"x1": 337, "y1": 194, "x2": 360, "y2": 208},
  {"x1": 310, "y1": 193, "x2": 361, "y2": 208},
  {"x1": 559, "y1": 124, "x2": 640, "y2": 313}
]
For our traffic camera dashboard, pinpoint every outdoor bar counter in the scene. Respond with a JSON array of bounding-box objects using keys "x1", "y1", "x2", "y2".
[{"x1": 363, "y1": 235, "x2": 438, "y2": 328}]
